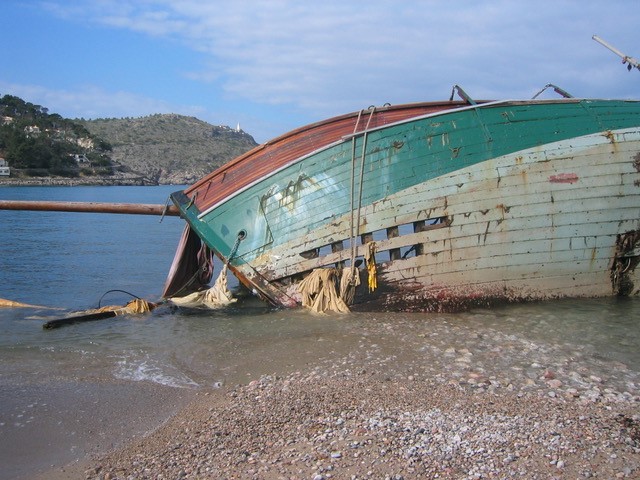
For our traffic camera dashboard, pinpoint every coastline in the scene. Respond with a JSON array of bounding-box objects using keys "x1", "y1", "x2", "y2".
[
  {"x1": 49, "y1": 367, "x2": 640, "y2": 480},
  {"x1": 0, "y1": 175, "x2": 161, "y2": 187},
  {"x1": 5, "y1": 298, "x2": 638, "y2": 480},
  {"x1": 35, "y1": 334, "x2": 640, "y2": 480}
]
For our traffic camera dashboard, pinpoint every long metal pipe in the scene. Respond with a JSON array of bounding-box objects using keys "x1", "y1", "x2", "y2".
[
  {"x1": 0, "y1": 200, "x2": 181, "y2": 216},
  {"x1": 593, "y1": 35, "x2": 639, "y2": 70}
]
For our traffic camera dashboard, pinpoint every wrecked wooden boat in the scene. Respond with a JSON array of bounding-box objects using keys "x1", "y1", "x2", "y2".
[{"x1": 164, "y1": 87, "x2": 640, "y2": 312}]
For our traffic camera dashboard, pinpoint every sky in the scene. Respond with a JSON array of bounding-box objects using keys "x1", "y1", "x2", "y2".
[{"x1": 1, "y1": 1, "x2": 639, "y2": 144}]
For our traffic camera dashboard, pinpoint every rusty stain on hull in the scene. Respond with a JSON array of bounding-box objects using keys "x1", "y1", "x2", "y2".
[{"x1": 611, "y1": 230, "x2": 640, "y2": 296}]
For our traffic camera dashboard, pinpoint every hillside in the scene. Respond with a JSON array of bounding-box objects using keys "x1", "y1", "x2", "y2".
[
  {"x1": 0, "y1": 94, "x2": 113, "y2": 178},
  {"x1": 80, "y1": 114, "x2": 258, "y2": 185},
  {"x1": 0, "y1": 94, "x2": 259, "y2": 185}
]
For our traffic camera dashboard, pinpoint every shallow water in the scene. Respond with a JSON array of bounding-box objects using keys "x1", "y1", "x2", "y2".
[{"x1": 0, "y1": 186, "x2": 639, "y2": 479}]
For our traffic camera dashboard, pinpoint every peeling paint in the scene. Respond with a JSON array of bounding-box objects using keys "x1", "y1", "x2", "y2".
[
  {"x1": 604, "y1": 130, "x2": 616, "y2": 143},
  {"x1": 549, "y1": 173, "x2": 579, "y2": 184}
]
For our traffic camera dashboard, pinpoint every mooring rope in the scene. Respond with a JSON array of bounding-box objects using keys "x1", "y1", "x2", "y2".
[
  {"x1": 349, "y1": 109, "x2": 364, "y2": 278},
  {"x1": 344, "y1": 105, "x2": 377, "y2": 304},
  {"x1": 348, "y1": 107, "x2": 376, "y2": 278},
  {"x1": 97, "y1": 289, "x2": 142, "y2": 308},
  {"x1": 226, "y1": 231, "x2": 245, "y2": 265}
]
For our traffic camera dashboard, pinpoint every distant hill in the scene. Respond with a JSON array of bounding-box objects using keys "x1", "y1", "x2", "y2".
[
  {"x1": 80, "y1": 114, "x2": 258, "y2": 185},
  {"x1": 0, "y1": 94, "x2": 259, "y2": 185}
]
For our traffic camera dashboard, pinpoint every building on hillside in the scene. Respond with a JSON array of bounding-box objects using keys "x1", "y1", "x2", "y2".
[
  {"x1": 0, "y1": 158, "x2": 10, "y2": 176},
  {"x1": 71, "y1": 153, "x2": 90, "y2": 164},
  {"x1": 24, "y1": 125, "x2": 41, "y2": 137}
]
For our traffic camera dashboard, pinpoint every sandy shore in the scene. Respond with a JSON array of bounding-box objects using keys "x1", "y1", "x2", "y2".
[{"x1": 39, "y1": 367, "x2": 638, "y2": 480}]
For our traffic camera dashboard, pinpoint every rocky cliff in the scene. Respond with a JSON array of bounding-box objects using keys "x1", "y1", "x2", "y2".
[{"x1": 79, "y1": 114, "x2": 258, "y2": 185}]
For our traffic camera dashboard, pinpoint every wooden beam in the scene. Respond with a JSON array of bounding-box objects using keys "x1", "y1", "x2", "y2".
[{"x1": 0, "y1": 200, "x2": 180, "y2": 216}]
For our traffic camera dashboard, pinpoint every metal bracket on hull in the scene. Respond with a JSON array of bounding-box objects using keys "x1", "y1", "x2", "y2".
[
  {"x1": 449, "y1": 85, "x2": 477, "y2": 105},
  {"x1": 531, "y1": 84, "x2": 574, "y2": 99}
]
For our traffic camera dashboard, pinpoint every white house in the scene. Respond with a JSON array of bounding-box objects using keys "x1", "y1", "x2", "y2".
[
  {"x1": 71, "y1": 153, "x2": 90, "y2": 163},
  {"x1": 0, "y1": 158, "x2": 10, "y2": 176}
]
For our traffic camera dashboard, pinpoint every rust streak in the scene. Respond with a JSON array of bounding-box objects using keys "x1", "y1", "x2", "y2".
[{"x1": 604, "y1": 130, "x2": 616, "y2": 143}]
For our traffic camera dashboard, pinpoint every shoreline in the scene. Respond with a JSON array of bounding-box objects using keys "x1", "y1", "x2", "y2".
[
  {"x1": 51, "y1": 370, "x2": 640, "y2": 480},
  {"x1": 0, "y1": 176, "x2": 162, "y2": 187},
  {"x1": 10, "y1": 303, "x2": 640, "y2": 479},
  {"x1": 35, "y1": 343, "x2": 640, "y2": 480}
]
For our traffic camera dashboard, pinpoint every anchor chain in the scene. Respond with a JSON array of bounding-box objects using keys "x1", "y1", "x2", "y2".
[{"x1": 226, "y1": 230, "x2": 246, "y2": 265}]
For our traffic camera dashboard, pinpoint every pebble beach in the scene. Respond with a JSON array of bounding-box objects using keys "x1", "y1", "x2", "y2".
[
  {"x1": 48, "y1": 310, "x2": 640, "y2": 480},
  {"x1": 83, "y1": 372, "x2": 640, "y2": 480}
]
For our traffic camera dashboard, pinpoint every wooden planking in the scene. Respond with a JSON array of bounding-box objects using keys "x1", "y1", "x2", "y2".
[
  {"x1": 187, "y1": 99, "x2": 634, "y2": 215},
  {"x1": 181, "y1": 100, "x2": 640, "y2": 306},
  {"x1": 245, "y1": 127, "x2": 639, "y2": 299}
]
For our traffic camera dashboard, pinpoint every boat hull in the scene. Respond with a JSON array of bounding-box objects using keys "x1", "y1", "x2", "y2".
[{"x1": 171, "y1": 99, "x2": 640, "y2": 311}]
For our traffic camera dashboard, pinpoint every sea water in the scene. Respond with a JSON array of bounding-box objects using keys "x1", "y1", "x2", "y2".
[{"x1": 0, "y1": 186, "x2": 639, "y2": 479}]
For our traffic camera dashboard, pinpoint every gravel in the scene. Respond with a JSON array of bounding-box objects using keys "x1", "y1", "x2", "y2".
[{"x1": 83, "y1": 362, "x2": 640, "y2": 479}]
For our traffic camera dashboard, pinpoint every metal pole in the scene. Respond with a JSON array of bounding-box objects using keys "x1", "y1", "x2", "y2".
[
  {"x1": 0, "y1": 200, "x2": 180, "y2": 216},
  {"x1": 593, "y1": 35, "x2": 640, "y2": 70}
]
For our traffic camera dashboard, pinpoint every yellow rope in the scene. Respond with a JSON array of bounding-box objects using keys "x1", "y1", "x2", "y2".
[{"x1": 364, "y1": 242, "x2": 377, "y2": 292}]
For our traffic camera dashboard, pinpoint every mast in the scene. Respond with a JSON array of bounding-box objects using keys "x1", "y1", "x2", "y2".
[{"x1": 592, "y1": 35, "x2": 640, "y2": 72}]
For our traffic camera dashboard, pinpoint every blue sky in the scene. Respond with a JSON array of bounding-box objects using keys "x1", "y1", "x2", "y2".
[{"x1": 1, "y1": 1, "x2": 638, "y2": 143}]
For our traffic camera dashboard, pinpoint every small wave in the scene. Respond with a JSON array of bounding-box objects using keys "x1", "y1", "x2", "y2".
[{"x1": 115, "y1": 353, "x2": 199, "y2": 389}]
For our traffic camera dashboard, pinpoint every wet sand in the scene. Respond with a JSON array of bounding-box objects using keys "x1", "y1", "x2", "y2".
[{"x1": 2, "y1": 380, "x2": 193, "y2": 480}]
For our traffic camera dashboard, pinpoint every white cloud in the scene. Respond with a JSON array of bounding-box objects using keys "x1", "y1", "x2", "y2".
[
  {"x1": 31, "y1": 0, "x2": 640, "y2": 139},
  {"x1": 0, "y1": 81, "x2": 204, "y2": 120}
]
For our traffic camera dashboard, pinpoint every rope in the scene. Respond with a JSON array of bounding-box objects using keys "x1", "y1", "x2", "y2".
[
  {"x1": 349, "y1": 107, "x2": 376, "y2": 273},
  {"x1": 343, "y1": 106, "x2": 377, "y2": 302},
  {"x1": 348, "y1": 110, "x2": 364, "y2": 278},
  {"x1": 159, "y1": 197, "x2": 172, "y2": 223},
  {"x1": 355, "y1": 107, "x2": 376, "y2": 242},
  {"x1": 97, "y1": 289, "x2": 141, "y2": 308}
]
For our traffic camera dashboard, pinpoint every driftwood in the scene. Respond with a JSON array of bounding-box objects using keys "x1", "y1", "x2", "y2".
[
  {"x1": 42, "y1": 310, "x2": 119, "y2": 329},
  {"x1": 0, "y1": 298, "x2": 58, "y2": 309},
  {"x1": 42, "y1": 299, "x2": 157, "y2": 329}
]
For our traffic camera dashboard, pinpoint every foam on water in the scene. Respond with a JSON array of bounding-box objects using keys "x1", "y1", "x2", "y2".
[{"x1": 114, "y1": 352, "x2": 199, "y2": 388}]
